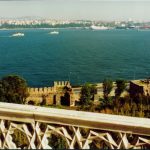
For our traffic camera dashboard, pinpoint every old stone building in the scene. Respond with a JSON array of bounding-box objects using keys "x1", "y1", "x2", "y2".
[
  {"x1": 26, "y1": 81, "x2": 80, "y2": 106},
  {"x1": 129, "y1": 79, "x2": 150, "y2": 97}
]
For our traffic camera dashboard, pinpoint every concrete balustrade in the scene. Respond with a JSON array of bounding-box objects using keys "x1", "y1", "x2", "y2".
[{"x1": 0, "y1": 102, "x2": 149, "y2": 149}]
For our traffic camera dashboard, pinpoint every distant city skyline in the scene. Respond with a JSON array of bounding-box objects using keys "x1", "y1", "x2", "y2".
[{"x1": 0, "y1": 0, "x2": 150, "y2": 21}]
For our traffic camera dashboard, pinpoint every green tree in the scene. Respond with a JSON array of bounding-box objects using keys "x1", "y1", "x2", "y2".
[
  {"x1": 90, "y1": 84, "x2": 97, "y2": 100},
  {"x1": 103, "y1": 79, "x2": 113, "y2": 101},
  {"x1": 115, "y1": 79, "x2": 126, "y2": 98},
  {"x1": 80, "y1": 83, "x2": 92, "y2": 106},
  {"x1": 80, "y1": 83, "x2": 97, "y2": 106},
  {"x1": 0, "y1": 75, "x2": 29, "y2": 104}
]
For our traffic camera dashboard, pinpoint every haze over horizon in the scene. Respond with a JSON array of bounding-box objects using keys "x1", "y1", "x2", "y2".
[{"x1": 0, "y1": 0, "x2": 150, "y2": 21}]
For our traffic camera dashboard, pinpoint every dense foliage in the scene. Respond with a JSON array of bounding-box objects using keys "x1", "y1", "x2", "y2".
[
  {"x1": 0, "y1": 75, "x2": 29, "y2": 104},
  {"x1": 79, "y1": 79, "x2": 150, "y2": 118},
  {"x1": 103, "y1": 79, "x2": 113, "y2": 100},
  {"x1": 80, "y1": 83, "x2": 97, "y2": 106},
  {"x1": 115, "y1": 79, "x2": 127, "y2": 97}
]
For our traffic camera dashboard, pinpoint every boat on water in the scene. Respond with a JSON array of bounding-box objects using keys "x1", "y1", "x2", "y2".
[
  {"x1": 91, "y1": 25, "x2": 108, "y2": 30},
  {"x1": 12, "y1": 33, "x2": 24, "y2": 37},
  {"x1": 49, "y1": 31, "x2": 59, "y2": 35}
]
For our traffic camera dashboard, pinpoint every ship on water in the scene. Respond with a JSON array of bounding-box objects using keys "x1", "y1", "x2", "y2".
[
  {"x1": 11, "y1": 33, "x2": 25, "y2": 37},
  {"x1": 49, "y1": 31, "x2": 59, "y2": 35},
  {"x1": 91, "y1": 25, "x2": 108, "y2": 30}
]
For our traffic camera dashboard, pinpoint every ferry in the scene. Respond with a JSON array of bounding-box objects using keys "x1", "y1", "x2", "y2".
[
  {"x1": 12, "y1": 33, "x2": 24, "y2": 37},
  {"x1": 91, "y1": 25, "x2": 108, "y2": 30},
  {"x1": 49, "y1": 31, "x2": 59, "y2": 35}
]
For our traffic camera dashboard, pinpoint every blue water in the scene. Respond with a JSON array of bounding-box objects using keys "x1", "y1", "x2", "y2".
[{"x1": 0, "y1": 29, "x2": 150, "y2": 87}]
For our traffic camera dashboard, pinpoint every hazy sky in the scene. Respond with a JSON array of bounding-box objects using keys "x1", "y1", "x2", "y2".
[{"x1": 0, "y1": 0, "x2": 150, "y2": 21}]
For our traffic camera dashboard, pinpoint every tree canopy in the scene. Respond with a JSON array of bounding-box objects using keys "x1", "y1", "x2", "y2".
[
  {"x1": 80, "y1": 83, "x2": 97, "y2": 106},
  {"x1": 115, "y1": 79, "x2": 126, "y2": 97},
  {"x1": 0, "y1": 75, "x2": 29, "y2": 104},
  {"x1": 103, "y1": 79, "x2": 113, "y2": 100}
]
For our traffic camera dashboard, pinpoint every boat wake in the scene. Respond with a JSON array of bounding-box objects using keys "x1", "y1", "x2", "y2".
[
  {"x1": 11, "y1": 32, "x2": 25, "y2": 37},
  {"x1": 49, "y1": 31, "x2": 59, "y2": 35}
]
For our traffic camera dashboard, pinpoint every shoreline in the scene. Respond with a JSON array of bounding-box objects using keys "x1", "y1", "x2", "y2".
[
  {"x1": 0, "y1": 27, "x2": 89, "y2": 31},
  {"x1": 0, "y1": 27, "x2": 147, "y2": 31}
]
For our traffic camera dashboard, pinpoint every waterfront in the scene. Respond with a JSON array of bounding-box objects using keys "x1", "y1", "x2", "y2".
[{"x1": 0, "y1": 29, "x2": 150, "y2": 87}]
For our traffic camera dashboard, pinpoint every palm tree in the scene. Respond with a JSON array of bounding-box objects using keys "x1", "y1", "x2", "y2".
[
  {"x1": 103, "y1": 79, "x2": 113, "y2": 101},
  {"x1": 115, "y1": 79, "x2": 127, "y2": 98}
]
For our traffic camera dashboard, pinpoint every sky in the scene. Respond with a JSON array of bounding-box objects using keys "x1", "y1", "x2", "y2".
[{"x1": 0, "y1": 0, "x2": 150, "y2": 21}]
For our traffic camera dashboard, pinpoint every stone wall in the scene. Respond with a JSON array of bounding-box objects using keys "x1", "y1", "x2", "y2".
[
  {"x1": 54, "y1": 81, "x2": 71, "y2": 88},
  {"x1": 26, "y1": 81, "x2": 76, "y2": 106},
  {"x1": 28, "y1": 87, "x2": 55, "y2": 94}
]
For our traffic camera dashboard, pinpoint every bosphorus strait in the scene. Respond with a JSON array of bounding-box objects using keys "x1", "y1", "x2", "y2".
[{"x1": 0, "y1": 29, "x2": 150, "y2": 86}]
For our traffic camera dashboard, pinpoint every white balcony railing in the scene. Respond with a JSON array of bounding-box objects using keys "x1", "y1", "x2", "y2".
[{"x1": 0, "y1": 102, "x2": 150, "y2": 149}]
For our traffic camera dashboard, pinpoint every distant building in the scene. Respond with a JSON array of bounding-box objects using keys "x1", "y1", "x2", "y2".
[{"x1": 129, "y1": 79, "x2": 150, "y2": 97}]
